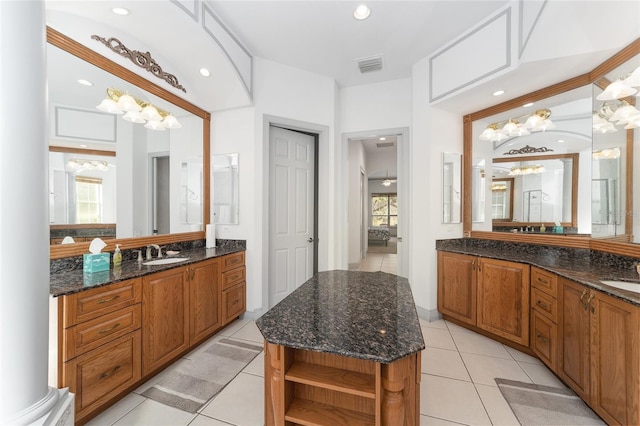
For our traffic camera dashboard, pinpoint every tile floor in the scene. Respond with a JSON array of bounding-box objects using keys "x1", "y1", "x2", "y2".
[{"x1": 87, "y1": 253, "x2": 567, "y2": 425}]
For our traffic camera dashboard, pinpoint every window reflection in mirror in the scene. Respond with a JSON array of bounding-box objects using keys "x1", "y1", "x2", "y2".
[
  {"x1": 442, "y1": 152, "x2": 461, "y2": 224},
  {"x1": 212, "y1": 153, "x2": 239, "y2": 225},
  {"x1": 491, "y1": 178, "x2": 513, "y2": 221}
]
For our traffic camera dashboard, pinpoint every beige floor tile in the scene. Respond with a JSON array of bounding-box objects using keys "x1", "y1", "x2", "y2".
[
  {"x1": 504, "y1": 345, "x2": 542, "y2": 365},
  {"x1": 188, "y1": 414, "x2": 233, "y2": 425},
  {"x1": 444, "y1": 320, "x2": 475, "y2": 334},
  {"x1": 451, "y1": 331, "x2": 512, "y2": 359},
  {"x1": 421, "y1": 326, "x2": 457, "y2": 350},
  {"x1": 242, "y1": 351, "x2": 265, "y2": 377},
  {"x1": 113, "y1": 399, "x2": 196, "y2": 426},
  {"x1": 420, "y1": 414, "x2": 468, "y2": 425},
  {"x1": 420, "y1": 318, "x2": 448, "y2": 329},
  {"x1": 421, "y1": 347, "x2": 471, "y2": 381},
  {"x1": 132, "y1": 358, "x2": 189, "y2": 394},
  {"x1": 200, "y1": 373, "x2": 264, "y2": 425},
  {"x1": 518, "y1": 361, "x2": 567, "y2": 388},
  {"x1": 217, "y1": 319, "x2": 251, "y2": 337},
  {"x1": 461, "y1": 352, "x2": 532, "y2": 386},
  {"x1": 231, "y1": 321, "x2": 264, "y2": 343},
  {"x1": 421, "y1": 374, "x2": 491, "y2": 425},
  {"x1": 475, "y1": 383, "x2": 520, "y2": 425},
  {"x1": 85, "y1": 393, "x2": 146, "y2": 426}
]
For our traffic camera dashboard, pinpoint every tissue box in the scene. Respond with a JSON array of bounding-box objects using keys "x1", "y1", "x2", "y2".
[{"x1": 83, "y1": 253, "x2": 110, "y2": 273}]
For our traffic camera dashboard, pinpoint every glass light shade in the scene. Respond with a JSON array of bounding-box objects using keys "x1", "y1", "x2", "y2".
[
  {"x1": 624, "y1": 116, "x2": 640, "y2": 129},
  {"x1": 144, "y1": 120, "x2": 166, "y2": 131},
  {"x1": 623, "y1": 66, "x2": 640, "y2": 87},
  {"x1": 610, "y1": 104, "x2": 640, "y2": 124},
  {"x1": 502, "y1": 121, "x2": 519, "y2": 136},
  {"x1": 596, "y1": 80, "x2": 637, "y2": 100},
  {"x1": 596, "y1": 121, "x2": 618, "y2": 134},
  {"x1": 117, "y1": 94, "x2": 141, "y2": 112},
  {"x1": 141, "y1": 105, "x2": 162, "y2": 121},
  {"x1": 122, "y1": 110, "x2": 145, "y2": 123},
  {"x1": 492, "y1": 131, "x2": 508, "y2": 142},
  {"x1": 479, "y1": 127, "x2": 496, "y2": 141},
  {"x1": 524, "y1": 114, "x2": 543, "y2": 129},
  {"x1": 96, "y1": 98, "x2": 123, "y2": 114},
  {"x1": 162, "y1": 114, "x2": 182, "y2": 129}
]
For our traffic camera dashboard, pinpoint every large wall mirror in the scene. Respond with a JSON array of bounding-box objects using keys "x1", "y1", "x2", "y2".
[
  {"x1": 47, "y1": 27, "x2": 211, "y2": 259},
  {"x1": 464, "y1": 37, "x2": 640, "y2": 256}
]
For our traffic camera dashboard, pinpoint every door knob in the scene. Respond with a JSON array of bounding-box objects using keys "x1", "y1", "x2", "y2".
[{"x1": 307, "y1": 238, "x2": 314, "y2": 243}]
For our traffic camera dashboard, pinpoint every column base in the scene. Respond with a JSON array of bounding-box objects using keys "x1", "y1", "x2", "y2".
[{"x1": 5, "y1": 387, "x2": 74, "y2": 426}]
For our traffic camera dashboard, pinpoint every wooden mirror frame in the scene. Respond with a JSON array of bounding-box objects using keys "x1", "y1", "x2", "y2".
[
  {"x1": 48, "y1": 27, "x2": 211, "y2": 260},
  {"x1": 463, "y1": 37, "x2": 640, "y2": 256}
]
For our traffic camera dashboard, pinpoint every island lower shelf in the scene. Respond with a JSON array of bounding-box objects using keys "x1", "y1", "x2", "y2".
[{"x1": 264, "y1": 342, "x2": 421, "y2": 426}]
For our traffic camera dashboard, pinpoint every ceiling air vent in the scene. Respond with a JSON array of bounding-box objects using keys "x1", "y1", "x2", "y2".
[{"x1": 357, "y1": 55, "x2": 383, "y2": 74}]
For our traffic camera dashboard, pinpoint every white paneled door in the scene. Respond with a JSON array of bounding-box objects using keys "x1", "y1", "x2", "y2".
[{"x1": 269, "y1": 126, "x2": 315, "y2": 307}]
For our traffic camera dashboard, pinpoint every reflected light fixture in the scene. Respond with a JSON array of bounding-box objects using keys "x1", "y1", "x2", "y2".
[
  {"x1": 597, "y1": 65, "x2": 640, "y2": 100},
  {"x1": 491, "y1": 182, "x2": 507, "y2": 191},
  {"x1": 479, "y1": 109, "x2": 554, "y2": 142},
  {"x1": 508, "y1": 164, "x2": 545, "y2": 176},
  {"x1": 594, "y1": 100, "x2": 640, "y2": 132},
  {"x1": 593, "y1": 148, "x2": 620, "y2": 160},
  {"x1": 96, "y1": 88, "x2": 181, "y2": 130},
  {"x1": 353, "y1": 4, "x2": 371, "y2": 20},
  {"x1": 67, "y1": 158, "x2": 109, "y2": 172}
]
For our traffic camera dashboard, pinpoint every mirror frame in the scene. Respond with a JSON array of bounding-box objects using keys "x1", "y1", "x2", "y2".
[
  {"x1": 48, "y1": 27, "x2": 211, "y2": 260},
  {"x1": 463, "y1": 37, "x2": 640, "y2": 256}
]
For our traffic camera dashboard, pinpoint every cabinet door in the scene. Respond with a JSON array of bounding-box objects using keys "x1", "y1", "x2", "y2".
[
  {"x1": 530, "y1": 309, "x2": 557, "y2": 371},
  {"x1": 437, "y1": 252, "x2": 476, "y2": 326},
  {"x1": 190, "y1": 259, "x2": 222, "y2": 345},
  {"x1": 223, "y1": 282, "x2": 246, "y2": 325},
  {"x1": 558, "y1": 278, "x2": 590, "y2": 401},
  {"x1": 476, "y1": 258, "x2": 530, "y2": 345},
  {"x1": 590, "y1": 290, "x2": 639, "y2": 425},
  {"x1": 142, "y1": 267, "x2": 190, "y2": 376}
]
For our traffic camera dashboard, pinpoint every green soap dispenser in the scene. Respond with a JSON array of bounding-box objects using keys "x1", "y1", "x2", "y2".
[{"x1": 113, "y1": 244, "x2": 122, "y2": 266}]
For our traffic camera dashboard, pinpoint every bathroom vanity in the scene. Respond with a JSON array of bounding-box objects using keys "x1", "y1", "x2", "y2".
[
  {"x1": 256, "y1": 270, "x2": 425, "y2": 426},
  {"x1": 49, "y1": 245, "x2": 246, "y2": 424}
]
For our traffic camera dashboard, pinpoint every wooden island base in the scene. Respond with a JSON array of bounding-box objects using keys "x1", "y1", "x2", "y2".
[{"x1": 264, "y1": 342, "x2": 421, "y2": 426}]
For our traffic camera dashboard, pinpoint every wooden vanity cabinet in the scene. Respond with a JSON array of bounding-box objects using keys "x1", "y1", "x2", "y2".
[
  {"x1": 437, "y1": 251, "x2": 476, "y2": 326},
  {"x1": 142, "y1": 266, "x2": 191, "y2": 376},
  {"x1": 530, "y1": 267, "x2": 558, "y2": 370},
  {"x1": 437, "y1": 251, "x2": 530, "y2": 345},
  {"x1": 559, "y1": 277, "x2": 640, "y2": 425},
  {"x1": 59, "y1": 278, "x2": 142, "y2": 424},
  {"x1": 189, "y1": 258, "x2": 222, "y2": 345},
  {"x1": 220, "y1": 251, "x2": 246, "y2": 325}
]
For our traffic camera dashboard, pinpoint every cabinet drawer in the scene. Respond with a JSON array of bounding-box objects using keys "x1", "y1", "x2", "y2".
[
  {"x1": 531, "y1": 310, "x2": 557, "y2": 371},
  {"x1": 221, "y1": 251, "x2": 245, "y2": 272},
  {"x1": 531, "y1": 267, "x2": 557, "y2": 296},
  {"x1": 531, "y1": 287, "x2": 557, "y2": 322},
  {"x1": 222, "y1": 266, "x2": 246, "y2": 289},
  {"x1": 63, "y1": 330, "x2": 141, "y2": 421},
  {"x1": 62, "y1": 278, "x2": 142, "y2": 327},
  {"x1": 223, "y1": 282, "x2": 246, "y2": 324},
  {"x1": 63, "y1": 304, "x2": 142, "y2": 361}
]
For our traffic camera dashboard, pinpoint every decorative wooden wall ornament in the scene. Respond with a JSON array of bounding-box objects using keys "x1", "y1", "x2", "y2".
[
  {"x1": 503, "y1": 145, "x2": 554, "y2": 155},
  {"x1": 91, "y1": 35, "x2": 187, "y2": 93}
]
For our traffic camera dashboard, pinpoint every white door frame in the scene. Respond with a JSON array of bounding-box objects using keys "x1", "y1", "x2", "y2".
[
  {"x1": 262, "y1": 115, "x2": 330, "y2": 311},
  {"x1": 341, "y1": 127, "x2": 411, "y2": 278}
]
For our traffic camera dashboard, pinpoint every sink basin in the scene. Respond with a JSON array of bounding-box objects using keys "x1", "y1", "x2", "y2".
[
  {"x1": 143, "y1": 257, "x2": 190, "y2": 266},
  {"x1": 599, "y1": 279, "x2": 640, "y2": 294}
]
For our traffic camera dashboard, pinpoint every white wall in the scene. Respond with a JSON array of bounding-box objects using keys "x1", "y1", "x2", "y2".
[
  {"x1": 347, "y1": 140, "x2": 366, "y2": 266},
  {"x1": 412, "y1": 55, "x2": 464, "y2": 317}
]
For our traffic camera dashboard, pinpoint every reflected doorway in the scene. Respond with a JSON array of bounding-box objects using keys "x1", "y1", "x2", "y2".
[{"x1": 151, "y1": 155, "x2": 170, "y2": 235}]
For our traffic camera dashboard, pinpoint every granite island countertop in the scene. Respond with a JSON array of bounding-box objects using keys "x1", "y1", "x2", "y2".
[
  {"x1": 50, "y1": 245, "x2": 245, "y2": 297},
  {"x1": 255, "y1": 270, "x2": 425, "y2": 364},
  {"x1": 436, "y1": 238, "x2": 640, "y2": 306}
]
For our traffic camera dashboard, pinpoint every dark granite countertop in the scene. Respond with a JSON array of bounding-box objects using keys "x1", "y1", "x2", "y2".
[
  {"x1": 50, "y1": 241, "x2": 245, "y2": 297},
  {"x1": 255, "y1": 270, "x2": 425, "y2": 364},
  {"x1": 436, "y1": 238, "x2": 640, "y2": 306}
]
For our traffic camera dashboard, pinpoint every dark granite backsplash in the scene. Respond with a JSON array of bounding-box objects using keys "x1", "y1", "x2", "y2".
[{"x1": 50, "y1": 239, "x2": 246, "y2": 274}]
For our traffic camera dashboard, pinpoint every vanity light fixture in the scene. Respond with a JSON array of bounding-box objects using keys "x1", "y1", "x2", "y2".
[
  {"x1": 479, "y1": 109, "x2": 554, "y2": 142},
  {"x1": 594, "y1": 100, "x2": 640, "y2": 132},
  {"x1": 593, "y1": 147, "x2": 620, "y2": 160},
  {"x1": 491, "y1": 182, "x2": 507, "y2": 191},
  {"x1": 353, "y1": 4, "x2": 371, "y2": 20},
  {"x1": 67, "y1": 158, "x2": 109, "y2": 172},
  {"x1": 96, "y1": 87, "x2": 182, "y2": 130},
  {"x1": 508, "y1": 164, "x2": 545, "y2": 176},
  {"x1": 597, "y1": 65, "x2": 640, "y2": 100}
]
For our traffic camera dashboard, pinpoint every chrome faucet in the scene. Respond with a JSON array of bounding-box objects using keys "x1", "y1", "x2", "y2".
[{"x1": 146, "y1": 244, "x2": 163, "y2": 260}]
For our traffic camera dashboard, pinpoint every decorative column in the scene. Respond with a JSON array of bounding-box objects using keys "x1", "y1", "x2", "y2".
[{"x1": 0, "y1": 2, "x2": 72, "y2": 424}]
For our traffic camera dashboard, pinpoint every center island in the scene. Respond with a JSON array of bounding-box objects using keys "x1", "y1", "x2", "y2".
[{"x1": 256, "y1": 270, "x2": 425, "y2": 426}]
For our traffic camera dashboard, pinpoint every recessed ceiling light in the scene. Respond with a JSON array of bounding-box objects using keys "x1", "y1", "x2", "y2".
[
  {"x1": 77, "y1": 79, "x2": 93, "y2": 86},
  {"x1": 112, "y1": 7, "x2": 130, "y2": 16},
  {"x1": 199, "y1": 68, "x2": 211, "y2": 77},
  {"x1": 492, "y1": 90, "x2": 505, "y2": 96},
  {"x1": 353, "y1": 4, "x2": 371, "y2": 20},
  {"x1": 523, "y1": 102, "x2": 534, "y2": 107},
  {"x1": 379, "y1": 137, "x2": 386, "y2": 141}
]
